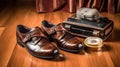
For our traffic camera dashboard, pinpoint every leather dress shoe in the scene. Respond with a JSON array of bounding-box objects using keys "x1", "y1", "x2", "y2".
[
  {"x1": 16, "y1": 25, "x2": 63, "y2": 59},
  {"x1": 41, "y1": 20, "x2": 83, "y2": 53}
]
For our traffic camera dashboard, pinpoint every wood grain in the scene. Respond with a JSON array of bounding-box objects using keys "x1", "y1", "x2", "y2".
[
  {"x1": 0, "y1": 27, "x2": 5, "y2": 37},
  {"x1": 0, "y1": 3, "x2": 120, "y2": 67}
]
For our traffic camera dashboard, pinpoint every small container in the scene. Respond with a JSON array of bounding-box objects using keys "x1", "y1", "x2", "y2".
[{"x1": 84, "y1": 37, "x2": 103, "y2": 51}]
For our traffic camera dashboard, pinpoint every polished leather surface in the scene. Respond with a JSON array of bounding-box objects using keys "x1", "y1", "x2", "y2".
[
  {"x1": 41, "y1": 20, "x2": 83, "y2": 53},
  {"x1": 16, "y1": 25, "x2": 60, "y2": 59}
]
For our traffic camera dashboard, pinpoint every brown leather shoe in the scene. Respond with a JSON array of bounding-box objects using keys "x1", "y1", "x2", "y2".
[
  {"x1": 41, "y1": 20, "x2": 83, "y2": 53},
  {"x1": 16, "y1": 25, "x2": 62, "y2": 59}
]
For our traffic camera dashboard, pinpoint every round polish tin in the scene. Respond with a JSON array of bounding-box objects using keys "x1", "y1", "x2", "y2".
[{"x1": 84, "y1": 37, "x2": 103, "y2": 51}]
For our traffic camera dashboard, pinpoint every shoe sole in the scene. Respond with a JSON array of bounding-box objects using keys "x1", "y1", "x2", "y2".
[
  {"x1": 54, "y1": 40, "x2": 81, "y2": 53},
  {"x1": 58, "y1": 45, "x2": 81, "y2": 53}
]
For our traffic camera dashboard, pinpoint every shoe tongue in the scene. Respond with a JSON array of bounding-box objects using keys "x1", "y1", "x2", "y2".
[
  {"x1": 30, "y1": 28, "x2": 36, "y2": 32},
  {"x1": 30, "y1": 27, "x2": 43, "y2": 34},
  {"x1": 29, "y1": 27, "x2": 47, "y2": 38},
  {"x1": 30, "y1": 27, "x2": 41, "y2": 34},
  {"x1": 30, "y1": 27, "x2": 40, "y2": 32},
  {"x1": 23, "y1": 27, "x2": 47, "y2": 43},
  {"x1": 55, "y1": 24, "x2": 66, "y2": 31}
]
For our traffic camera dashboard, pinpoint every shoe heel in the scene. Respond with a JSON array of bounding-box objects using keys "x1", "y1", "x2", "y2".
[{"x1": 17, "y1": 40, "x2": 24, "y2": 47}]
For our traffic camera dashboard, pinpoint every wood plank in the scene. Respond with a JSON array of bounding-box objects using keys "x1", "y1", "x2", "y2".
[{"x1": 0, "y1": 27, "x2": 5, "y2": 37}]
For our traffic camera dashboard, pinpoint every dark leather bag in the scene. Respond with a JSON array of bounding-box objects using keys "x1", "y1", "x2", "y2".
[{"x1": 62, "y1": 17, "x2": 114, "y2": 40}]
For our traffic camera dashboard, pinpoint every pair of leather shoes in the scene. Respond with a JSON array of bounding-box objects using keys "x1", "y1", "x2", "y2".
[{"x1": 16, "y1": 21, "x2": 83, "y2": 60}]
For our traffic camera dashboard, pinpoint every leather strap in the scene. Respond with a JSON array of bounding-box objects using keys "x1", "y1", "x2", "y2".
[
  {"x1": 22, "y1": 27, "x2": 47, "y2": 43},
  {"x1": 51, "y1": 24, "x2": 74, "y2": 45}
]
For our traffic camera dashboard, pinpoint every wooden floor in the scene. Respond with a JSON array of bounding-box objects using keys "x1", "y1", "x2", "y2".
[{"x1": 0, "y1": 2, "x2": 120, "y2": 67}]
